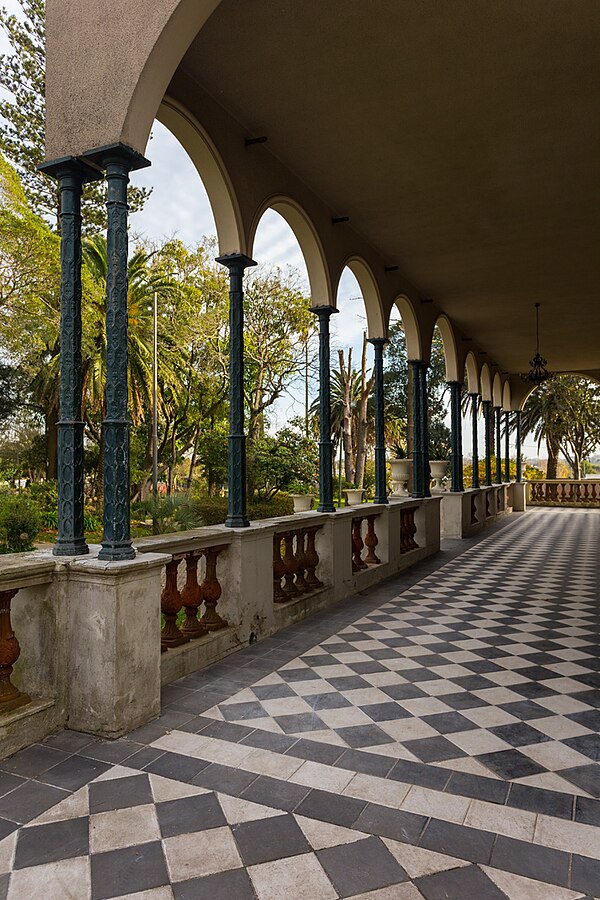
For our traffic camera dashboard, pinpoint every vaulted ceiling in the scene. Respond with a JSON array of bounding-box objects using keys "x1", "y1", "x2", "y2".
[{"x1": 176, "y1": 0, "x2": 600, "y2": 376}]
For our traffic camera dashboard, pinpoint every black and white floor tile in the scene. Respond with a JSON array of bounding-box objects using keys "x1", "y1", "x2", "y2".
[
  {"x1": 200, "y1": 509, "x2": 600, "y2": 799},
  {"x1": 0, "y1": 508, "x2": 598, "y2": 898}
]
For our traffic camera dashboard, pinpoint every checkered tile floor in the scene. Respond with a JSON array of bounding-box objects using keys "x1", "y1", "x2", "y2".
[
  {"x1": 203, "y1": 509, "x2": 600, "y2": 797},
  {"x1": 1, "y1": 766, "x2": 592, "y2": 899},
  {"x1": 0, "y1": 508, "x2": 598, "y2": 898}
]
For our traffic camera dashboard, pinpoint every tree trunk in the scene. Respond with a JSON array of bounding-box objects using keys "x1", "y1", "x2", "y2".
[
  {"x1": 354, "y1": 334, "x2": 374, "y2": 489},
  {"x1": 186, "y1": 425, "x2": 201, "y2": 490},
  {"x1": 339, "y1": 349, "x2": 354, "y2": 482},
  {"x1": 45, "y1": 405, "x2": 59, "y2": 480},
  {"x1": 546, "y1": 435, "x2": 559, "y2": 479}
]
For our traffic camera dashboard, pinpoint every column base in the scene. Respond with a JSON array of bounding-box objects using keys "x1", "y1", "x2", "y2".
[
  {"x1": 317, "y1": 502, "x2": 336, "y2": 513},
  {"x1": 53, "y1": 539, "x2": 89, "y2": 557},
  {"x1": 98, "y1": 542, "x2": 136, "y2": 561},
  {"x1": 225, "y1": 516, "x2": 250, "y2": 528}
]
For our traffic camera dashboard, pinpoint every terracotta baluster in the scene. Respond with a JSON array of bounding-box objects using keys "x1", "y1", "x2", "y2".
[
  {"x1": 161, "y1": 558, "x2": 189, "y2": 651},
  {"x1": 352, "y1": 517, "x2": 367, "y2": 571},
  {"x1": 364, "y1": 515, "x2": 381, "y2": 565},
  {"x1": 0, "y1": 589, "x2": 30, "y2": 713},
  {"x1": 294, "y1": 529, "x2": 310, "y2": 591},
  {"x1": 180, "y1": 552, "x2": 208, "y2": 639},
  {"x1": 282, "y1": 532, "x2": 300, "y2": 596},
  {"x1": 199, "y1": 546, "x2": 228, "y2": 631},
  {"x1": 273, "y1": 534, "x2": 288, "y2": 603},
  {"x1": 304, "y1": 527, "x2": 323, "y2": 589}
]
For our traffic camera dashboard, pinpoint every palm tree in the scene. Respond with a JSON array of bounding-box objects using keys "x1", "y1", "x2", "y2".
[
  {"x1": 82, "y1": 235, "x2": 181, "y2": 429},
  {"x1": 519, "y1": 382, "x2": 565, "y2": 479}
]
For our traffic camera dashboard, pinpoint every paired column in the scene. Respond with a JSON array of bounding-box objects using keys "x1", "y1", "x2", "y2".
[
  {"x1": 448, "y1": 381, "x2": 464, "y2": 492},
  {"x1": 369, "y1": 339, "x2": 389, "y2": 504},
  {"x1": 515, "y1": 410, "x2": 523, "y2": 482},
  {"x1": 83, "y1": 145, "x2": 150, "y2": 560},
  {"x1": 494, "y1": 407, "x2": 503, "y2": 483},
  {"x1": 469, "y1": 393, "x2": 480, "y2": 489},
  {"x1": 504, "y1": 411, "x2": 511, "y2": 482},
  {"x1": 217, "y1": 254, "x2": 257, "y2": 528},
  {"x1": 410, "y1": 360, "x2": 431, "y2": 499},
  {"x1": 482, "y1": 400, "x2": 492, "y2": 486},
  {"x1": 39, "y1": 158, "x2": 95, "y2": 556},
  {"x1": 311, "y1": 306, "x2": 338, "y2": 512}
]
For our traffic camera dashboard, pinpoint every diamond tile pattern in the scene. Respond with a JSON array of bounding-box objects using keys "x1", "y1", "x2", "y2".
[{"x1": 201, "y1": 510, "x2": 599, "y2": 796}]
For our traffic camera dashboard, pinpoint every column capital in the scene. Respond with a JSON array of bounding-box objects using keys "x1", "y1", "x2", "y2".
[
  {"x1": 367, "y1": 337, "x2": 389, "y2": 349},
  {"x1": 446, "y1": 379, "x2": 463, "y2": 387},
  {"x1": 38, "y1": 155, "x2": 101, "y2": 183},
  {"x1": 216, "y1": 253, "x2": 257, "y2": 271},
  {"x1": 80, "y1": 142, "x2": 151, "y2": 173},
  {"x1": 309, "y1": 304, "x2": 338, "y2": 317}
]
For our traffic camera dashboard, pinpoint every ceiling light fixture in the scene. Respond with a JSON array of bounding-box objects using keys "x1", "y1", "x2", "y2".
[{"x1": 522, "y1": 303, "x2": 554, "y2": 385}]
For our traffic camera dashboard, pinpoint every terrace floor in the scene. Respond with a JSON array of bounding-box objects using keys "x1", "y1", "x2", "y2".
[{"x1": 0, "y1": 508, "x2": 598, "y2": 899}]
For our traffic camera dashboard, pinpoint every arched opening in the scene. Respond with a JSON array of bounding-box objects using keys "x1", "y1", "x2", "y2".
[
  {"x1": 465, "y1": 352, "x2": 480, "y2": 395},
  {"x1": 480, "y1": 364, "x2": 492, "y2": 402},
  {"x1": 330, "y1": 264, "x2": 379, "y2": 498},
  {"x1": 520, "y1": 375, "x2": 600, "y2": 480},
  {"x1": 248, "y1": 197, "x2": 331, "y2": 307},
  {"x1": 154, "y1": 98, "x2": 245, "y2": 254},
  {"x1": 434, "y1": 315, "x2": 460, "y2": 383},
  {"x1": 492, "y1": 372, "x2": 503, "y2": 408}
]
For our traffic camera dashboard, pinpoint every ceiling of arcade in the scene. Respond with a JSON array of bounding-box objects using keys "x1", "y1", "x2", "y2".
[{"x1": 171, "y1": 0, "x2": 599, "y2": 378}]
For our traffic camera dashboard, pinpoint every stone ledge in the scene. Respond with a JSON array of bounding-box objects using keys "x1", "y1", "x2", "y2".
[{"x1": 0, "y1": 698, "x2": 59, "y2": 760}]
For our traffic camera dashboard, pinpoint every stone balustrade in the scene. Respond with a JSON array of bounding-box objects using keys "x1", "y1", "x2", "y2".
[
  {"x1": 0, "y1": 497, "x2": 441, "y2": 758},
  {"x1": 440, "y1": 483, "x2": 516, "y2": 539},
  {"x1": 528, "y1": 479, "x2": 600, "y2": 507}
]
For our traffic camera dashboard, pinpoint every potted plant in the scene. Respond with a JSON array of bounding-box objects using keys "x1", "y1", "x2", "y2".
[
  {"x1": 288, "y1": 481, "x2": 316, "y2": 513},
  {"x1": 344, "y1": 483, "x2": 365, "y2": 506},
  {"x1": 429, "y1": 433, "x2": 450, "y2": 492},
  {"x1": 389, "y1": 443, "x2": 412, "y2": 496}
]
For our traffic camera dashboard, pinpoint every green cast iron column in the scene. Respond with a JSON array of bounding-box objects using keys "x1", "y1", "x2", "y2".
[
  {"x1": 515, "y1": 410, "x2": 523, "y2": 482},
  {"x1": 38, "y1": 158, "x2": 96, "y2": 556},
  {"x1": 311, "y1": 305, "x2": 338, "y2": 512},
  {"x1": 470, "y1": 393, "x2": 480, "y2": 489},
  {"x1": 449, "y1": 381, "x2": 464, "y2": 492},
  {"x1": 217, "y1": 253, "x2": 257, "y2": 528},
  {"x1": 495, "y1": 407, "x2": 503, "y2": 483},
  {"x1": 482, "y1": 400, "x2": 492, "y2": 486},
  {"x1": 83, "y1": 145, "x2": 150, "y2": 561},
  {"x1": 419, "y1": 362, "x2": 432, "y2": 498},
  {"x1": 504, "y1": 410, "x2": 511, "y2": 482},
  {"x1": 410, "y1": 361, "x2": 425, "y2": 498},
  {"x1": 369, "y1": 338, "x2": 388, "y2": 504}
]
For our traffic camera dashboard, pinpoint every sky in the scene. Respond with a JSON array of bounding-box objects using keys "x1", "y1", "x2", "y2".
[{"x1": 1, "y1": 2, "x2": 542, "y2": 460}]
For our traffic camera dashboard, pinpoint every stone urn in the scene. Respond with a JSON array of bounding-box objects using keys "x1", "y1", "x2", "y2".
[
  {"x1": 390, "y1": 458, "x2": 412, "y2": 496},
  {"x1": 290, "y1": 494, "x2": 314, "y2": 513},
  {"x1": 344, "y1": 488, "x2": 365, "y2": 506},
  {"x1": 430, "y1": 460, "x2": 449, "y2": 492}
]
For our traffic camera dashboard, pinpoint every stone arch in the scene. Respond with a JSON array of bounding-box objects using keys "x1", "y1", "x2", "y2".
[
  {"x1": 465, "y1": 351, "x2": 480, "y2": 394},
  {"x1": 248, "y1": 196, "x2": 332, "y2": 305},
  {"x1": 434, "y1": 314, "x2": 460, "y2": 382},
  {"x1": 492, "y1": 372, "x2": 503, "y2": 407},
  {"x1": 480, "y1": 363, "x2": 492, "y2": 402},
  {"x1": 45, "y1": 0, "x2": 223, "y2": 159},
  {"x1": 502, "y1": 380, "x2": 512, "y2": 411},
  {"x1": 336, "y1": 257, "x2": 386, "y2": 338},
  {"x1": 157, "y1": 97, "x2": 245, "y2": 255},
  {"x1": 393, "y1": 295, "x2": 423, "y2": 361}
]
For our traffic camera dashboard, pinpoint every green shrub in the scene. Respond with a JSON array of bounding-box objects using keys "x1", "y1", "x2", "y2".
[
  {"x1": 24, "y1": 480, "x2": 58, "y2": 512},
  {"x1": 0, "y1": 494, "x2": 42, "y2": 553},
  {"x1": 191, "y1": 493, "x2": 294, "y2": 525}
]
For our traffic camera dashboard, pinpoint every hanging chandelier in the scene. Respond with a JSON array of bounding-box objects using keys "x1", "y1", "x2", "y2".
[{"x1": 522, "y1": 302, "x2": 554, "y2": 385}]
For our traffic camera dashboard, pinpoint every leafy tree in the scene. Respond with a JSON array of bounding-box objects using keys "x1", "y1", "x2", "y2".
[
  {"x1": 249, "y1": 427, "x2": 319, "y2": 500},
  {"x1": 0, "y1": 0, "x2": 150, "y2": 230},
  {"x1": 384, "y1": 322, "x2": 451, "y2": 459},
  {"x1": 520, "y1": 376, "x2": 600, "y2": 479}
]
